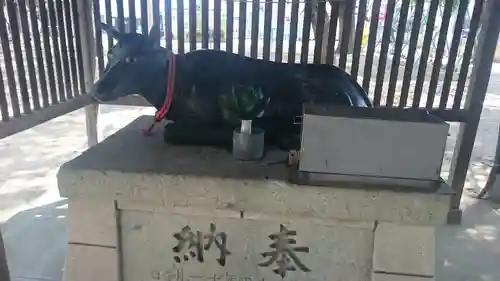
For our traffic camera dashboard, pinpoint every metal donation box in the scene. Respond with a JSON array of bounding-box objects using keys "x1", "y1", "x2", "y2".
[{"x1": 298, "y1": 105, "x2": 450, "y2": 190}]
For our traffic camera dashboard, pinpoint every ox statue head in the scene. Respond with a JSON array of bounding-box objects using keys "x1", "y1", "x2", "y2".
[{"x1": 90, "y1": 22, "x2": 164, "y2": 103}]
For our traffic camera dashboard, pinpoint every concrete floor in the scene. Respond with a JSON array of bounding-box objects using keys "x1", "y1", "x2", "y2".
[
  {"x1": 1, "y1": 87, "x2": 500, "y2": 280},
  {"x1": 436, "y1": 197, "x2": 500, "y2": 281},
  {"x1": 0, "y1": 104, "x2": 155, "y2": 281}
]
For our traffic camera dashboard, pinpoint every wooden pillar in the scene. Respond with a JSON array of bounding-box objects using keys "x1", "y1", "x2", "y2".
[
  {"x1": 0, "y1": 228, "x2": 10, "y2": 281},
  {"x1": 476, "y1": 124, "x2": 500, "y2": 200},
  {"x1": 85, "y1": 104, "x2": 99, "y2": 147},
  {"x1": 147, "y1": 0, "x2": 155, "y2": 32},
  {"x1": 148, "y1": 0, "x2": 160, "y2": 46},
  {"x1": 78, "y1": 0, "x2": 99, "y2": 147},
  {"x1": 447, "y1": 0, "x2": 500, "y2": 224}
]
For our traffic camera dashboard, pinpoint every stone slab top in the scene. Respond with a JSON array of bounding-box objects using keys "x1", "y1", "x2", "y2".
[
  {"x1": 61, "y1": 115, "x2": 291, "y2": 181},
  {"x1": 57, "y1": 116, "x2": 454, "y2": 225},
  {"x1": 59, "y1": 115, "x2": 452, "y2": 192}
]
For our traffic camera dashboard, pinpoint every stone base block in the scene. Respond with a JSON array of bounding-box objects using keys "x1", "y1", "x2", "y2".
[
  {"x1": 120, "y1": 208, "x2": 375, "y2": 281},
  {"x1": 63, "y1": 244, "x2": 119, "y2": 281},
  {"x1": 373, "y1": 223, "x2": 435, "y2": 278},
  {"x1": 67, "y1": 199, "x2": 118, "y2": 247}
]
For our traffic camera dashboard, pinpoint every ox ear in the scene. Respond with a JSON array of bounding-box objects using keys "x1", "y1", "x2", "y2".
[
  {"x1": 148, "y1": 23, "x2": 161, "y2": 46},
  {"x1": 100, "y1": 22, "x2": 122, "y2": 40}
]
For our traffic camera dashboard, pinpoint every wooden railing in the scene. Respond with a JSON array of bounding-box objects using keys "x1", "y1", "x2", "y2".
[
  {"x1": 1, "y1": 0, "x2": 500, "y2": 222},
  {"x1": 93, "y1": 0, "x2": 482, "y2": 122},
  {"x1": 0, "y1": 0, "x2": 487, "y2": 134},
  {"x1": 0, "y1": 0, "x2": 93, "y2": 139}
]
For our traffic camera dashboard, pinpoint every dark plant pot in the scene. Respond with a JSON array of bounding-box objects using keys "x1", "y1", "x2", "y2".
[{"x1": 232, "y1": 128, "x2": 265, "y2": 161}]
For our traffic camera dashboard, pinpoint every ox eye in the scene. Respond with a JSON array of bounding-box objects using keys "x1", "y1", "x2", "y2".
[{"x1": 125, "y1": 57, "x2": 137, "y2": 64}]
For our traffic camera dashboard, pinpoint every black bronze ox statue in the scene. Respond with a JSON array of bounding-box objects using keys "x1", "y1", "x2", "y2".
[{"x1": 90, "y1": 23, "x2": 373, "y2": 150}]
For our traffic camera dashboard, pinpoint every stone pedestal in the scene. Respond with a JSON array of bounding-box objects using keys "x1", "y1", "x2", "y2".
[{"x1": 57, "y1": 116, "x2": 454, "y2": 281}]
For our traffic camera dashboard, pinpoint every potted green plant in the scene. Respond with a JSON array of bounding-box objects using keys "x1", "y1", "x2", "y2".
[{"x1": 219, "y1": 85, "x2": 270, "y2": 160}]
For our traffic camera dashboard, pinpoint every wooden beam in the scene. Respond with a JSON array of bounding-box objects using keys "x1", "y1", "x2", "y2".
[
  {"x1": 0, "y1": 228, "x2": 11, "y2": 281},
  {"x1": 0, "y1": 95, "x2": 93, "y2": 140},
  {"x1": 476, "y1": 122, "x2": 500, "y2": 199},
  {"x1": 447, "y1": 0, "x2": 500, "y2": 224},
  {"x1": 85, "y1": 103, "x2": 99, "y2": 147},
  {"x1": 77, "y1": 0, "x2": 99, "y2": 147}
]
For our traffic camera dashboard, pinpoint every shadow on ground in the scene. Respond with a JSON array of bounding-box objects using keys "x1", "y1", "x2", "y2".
[
  {"x1": 436, "y1": 198, "x2": 500, "y2": 281},
  {"x1": 0, "y1": 105, "x2": 154, "y2": 222},
  {"x1": 0, "y1": 105, "x2": 153, "y2": 281},
  {"x1": 1, "y1": 200, "x2": 68, "y2": 281}
]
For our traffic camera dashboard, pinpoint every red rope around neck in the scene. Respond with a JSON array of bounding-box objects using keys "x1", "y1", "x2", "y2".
[{"x1": 142, "y1": 52, "x2": 176, "y2": 136}]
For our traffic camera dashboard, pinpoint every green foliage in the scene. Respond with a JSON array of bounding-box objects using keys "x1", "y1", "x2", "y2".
[{"x1": 219, "y1": 85, "x2": 270, "y2": 122}]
